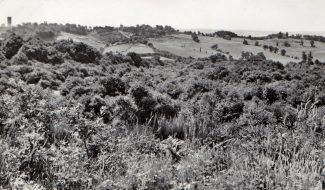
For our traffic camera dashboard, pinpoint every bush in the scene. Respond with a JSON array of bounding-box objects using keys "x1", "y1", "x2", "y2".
[
  {"x1": 22, "y1": 40, "x2": 64, "y2": 64},
  {"x1": 100, "y1": 52, "x2": 132, "y2": 65},
  {"x1": 243, "y1": 39, "x2": 249, "y2": 45},
  {"x1": 209, "y1": 54, "x2": 227, "y2": 63},
  {"x1": 158, "y1": 81, "x2": 183, "y2": 99},
  {"x1": 55, "y1": 40, "x2": 102, "y2": 63},
  {"x1": 284, "y1": 41, "x2": 291, "y2": 47},
  {"x1": 243, "y1": 70, "x2": 272, "y2": 83},
  {"x1": 99, "y1": 77, "x2": 127, "y2": 97},
  {"x1": 1, "y1": 33, "x2": 24, "y2": 59},
  {"x1": 263, "y1": 87, "x2": 279, "y2": 104},
  {"x1": 102, "y1": 96, "x2": 137, "y2": 124},
  {"x1": 186, "y1": 80, "x2": 211, "y2": 99},
  {"x1": 191, "y1": 33, "x2": 200, "y2": 43},
  {"x1": 130, "y1": 85, "x2": 180, "y2": 123},
  {"x1": 207, "y1": 66, "x2": 230, "y2": 81},
  {"x1": 127, "y1": 52, "x2": 144, "y2": 67},
  {"x1": 211, "y1": 44, "x2": 219, "y2": 50}
]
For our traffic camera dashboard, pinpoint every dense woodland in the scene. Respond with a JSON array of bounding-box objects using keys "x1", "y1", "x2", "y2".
[{"x1": 1, "y1": 31, "x2": 325, "y2": 189}]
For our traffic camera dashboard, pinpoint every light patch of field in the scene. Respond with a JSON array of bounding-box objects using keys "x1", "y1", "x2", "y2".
[
  {"x1": 57, "y1": 32, "x2": 106, "y2": 50},
  {"x1": 142, "y1": 56, "x2": 175, "y2": 62},
  {"x1": 57, "y1": 32, "x2": 154, "y2": 55},
  {"x1": 149, "y1": 34, "x2": 219, "y2": 59},
  {"x1": 150, "y1": 34, "x2": 325, "y2": 64},
  {"x1": 249, "y1": 38, "x2": 325, "y2": 62},
  {"x1": 104, "y1": 43, "x2": 154, "y2": 55}
]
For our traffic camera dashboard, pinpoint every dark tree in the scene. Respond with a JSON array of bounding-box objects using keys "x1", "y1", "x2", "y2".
[
  {"x1": 255, "y1": 41, "x2": 259, "y2": 46},
  {"x1": 243, "y1": 39, "x2": 249, "y2": 45},
  {"x1": 191, "y1": 33, "x2": 200, "y2": 43},
  {"x1": 263, "y1": 45, "x2": 269, "y2": 50},
  {"x1": 302, "y1": 51, "x2": 307, "y2": 62},
  {"x1": 310, "y1": 40, "x2": 315, "y2": 47},
  {"x1": 281, "y1": 49, "x2": 286, "y2": 56},
  {"x1": 127, "y1": 52, "x2": 143, "y2": 67},
  {"x1": 308, "y1": 51, "x2": 313, "y2": 62},
  {"x1": 284, "y1": 41, "x2": 291, "y2": 47},
  {"x1": 300, "y1": 40, "x2": 304, "y2": 46}
]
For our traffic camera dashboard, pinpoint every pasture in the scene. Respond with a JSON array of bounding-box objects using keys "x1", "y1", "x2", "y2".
[
  {"x1": 150, "y1": 34, "x2": 325, "y2": 64},
  {"x1": 104, "y1": 43, "x2": 154, "y2": 55}
]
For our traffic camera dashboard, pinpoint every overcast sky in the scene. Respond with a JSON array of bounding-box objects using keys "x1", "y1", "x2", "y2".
[{"x1": 0, "y1": 0, "x2": 324, "y2": 32}]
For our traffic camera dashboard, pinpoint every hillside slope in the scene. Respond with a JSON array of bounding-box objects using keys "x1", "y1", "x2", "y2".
[{"x1": 1, "y1": 33, "x2": 325, "y2": 189}]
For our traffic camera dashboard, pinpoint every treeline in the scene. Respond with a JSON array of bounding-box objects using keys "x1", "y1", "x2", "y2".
[
  {"x1": 13, "y1": 22, "x2": 91, "y2": 39},
  {"x1": 120, "y1": 24, "x2": 177, "y2": 38},
  {"x1": 303, "y1": 35, "x2": 325, "y2": 43}
]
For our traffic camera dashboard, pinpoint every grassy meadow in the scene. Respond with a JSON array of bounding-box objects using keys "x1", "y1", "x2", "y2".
[{"x1": 150, "y1": 34, "x2": 325, "y2": 64}]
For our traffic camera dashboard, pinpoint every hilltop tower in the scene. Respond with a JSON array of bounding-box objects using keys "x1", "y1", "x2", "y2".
[{"x1": 7, "y1": 17, "x2": 12, "y2": 27}]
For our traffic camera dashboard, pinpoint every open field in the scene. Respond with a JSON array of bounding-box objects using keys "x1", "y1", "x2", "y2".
[
  {"x1": 56, "y1": 32, "x2": 325, "y2": 64},
  {"x1": 57, "y1": 32, "x2": 106, "y2": 49},
  {"x1": 104, "y1": 43, "x2": 154, "y2": 55},
  {"x1": 57, "y1": 32, "x2": 155, "y2": 55},
  {"x1": 150, "y1": 34, "x2": 325, "y2": 64}
]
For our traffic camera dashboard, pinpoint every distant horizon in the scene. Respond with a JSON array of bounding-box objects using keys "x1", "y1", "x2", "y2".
[{"x1": 2, "y1": 20, "x2": 325, "y2": 37}]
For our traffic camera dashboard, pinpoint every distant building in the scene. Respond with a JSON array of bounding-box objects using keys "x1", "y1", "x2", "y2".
[{"x1": 7, "y1": 17, "x2": 12, "y2": 27}]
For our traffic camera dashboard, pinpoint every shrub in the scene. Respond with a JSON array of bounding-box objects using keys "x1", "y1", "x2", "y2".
[
  {"x1": 127, "y1": 52, "x2": 144, "y2": 67},
  {"x1": 241, "y1": 51, "x2": 253, "y2": 60},
  {"x1": 100, "y1": 52, "x2": 132, "y2": 65},
  {"x1": 243, "y1": 86, "x2": 263, "y2": 100},
  {"x1": 99, "y1": 77, "x2": 127, "y2": 97},
  {"x1": 102, "y1": 96, "x2": 137, "y2": 125},
  {"x1": 211, "y1": 44, "x2": 219, "y2": 50},
  {"x1": 11, "y1": 51, "x2": 29, "y2": 65},
  {"x1": 310, "y1": 40, "x2": 315, "y2": 47},
  {"x1": 243, "y1": 70, "x2": 272, "y2": 83},
  {"x1": 56, "y1": 40, "x2": 101, "y2": 63},
  {"x1": 263, "y1": 45, "x2": 269, "y2": 50},
  {"x1": 130, "y1": 85, "x2": 180, "y2": 123},
  {"x1": 207, "y1": 66, "x2": 230, "y2": 81},
  {"x1": 186, "y1": 80, "x2": 211, "y2": 99},
  {"x1": 158, "y1": 82, "x2": 183, "y2": 99},
  {"x1": 191, "y1": 33, "x2": 200, "y2": 43},
  {"x1": 1, "y1": 33, "x2": 24, "y2": 59},
  {"x1": 60, "y1": 77, "x2": 84, "y2": 96},
  {"x1": 209, "y1": 53, "x2": 227, "y2": 63},
  {"x1": 243, "y1": 39, "x2": 249, "y2": 45},
  {"x1": 263, "y1": 87, "x2": 279, "y2": 104},
  {"x1": 272, "y1": 72, "x2": 283, "y2": 81},
  {"x1": 250, "y1": 52, "x2": 266, "y2": 61},
  {"x1": 284, "y1": 41, "x2": 290, "y2": 47}
]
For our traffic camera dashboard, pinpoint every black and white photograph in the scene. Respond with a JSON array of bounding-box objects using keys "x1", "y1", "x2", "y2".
[{"x1": 1, "y1": 0, "x2": 325, "y2": 189}]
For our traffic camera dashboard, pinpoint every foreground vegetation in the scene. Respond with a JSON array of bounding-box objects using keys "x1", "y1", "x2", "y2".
[{"x1": 1, "y1": 32, "x2": 325, "y2": 189}]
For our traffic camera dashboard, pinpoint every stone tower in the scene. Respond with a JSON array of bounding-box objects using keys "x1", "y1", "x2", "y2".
[{"x1": 7, "y1": 17, "x2": 12, "y2": 27}]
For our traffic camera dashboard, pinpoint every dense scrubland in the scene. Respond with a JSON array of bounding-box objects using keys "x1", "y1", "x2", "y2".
[{"x1": 1, "y1": 30, "x2": 325, "y2": 190}]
